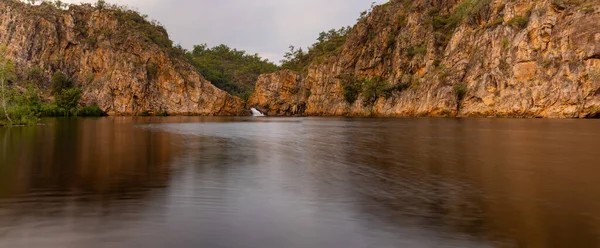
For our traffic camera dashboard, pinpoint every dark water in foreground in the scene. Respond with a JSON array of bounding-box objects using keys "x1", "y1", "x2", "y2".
[{"x1": 0, "y1": 117, "x2": 599, "y2": 248}]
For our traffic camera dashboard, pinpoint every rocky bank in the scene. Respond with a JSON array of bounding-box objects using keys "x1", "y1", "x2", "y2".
[
  {"x1": 0, "y1": 0, "x2": 245, "y2": 116},
  {"x1": 249, "y1": 0, "x2": 600, "y2": 118}
]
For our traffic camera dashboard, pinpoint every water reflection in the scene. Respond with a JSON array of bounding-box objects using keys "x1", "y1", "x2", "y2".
[
  {"x1": 0, "y1": 118, "x2": 175, "y2": 199},
  {"x1": 0, "y1": 117, "x2": 599, "y2": 247}
]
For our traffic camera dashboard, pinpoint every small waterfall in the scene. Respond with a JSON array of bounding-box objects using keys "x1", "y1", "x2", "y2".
[{"x1": 251, "y1": 108, "x2": 266, "y2": 117}]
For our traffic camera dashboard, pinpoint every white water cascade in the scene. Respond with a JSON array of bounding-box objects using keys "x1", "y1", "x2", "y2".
[{"x1": 251, "y1": 108, "x2": 266, "y2": 117}]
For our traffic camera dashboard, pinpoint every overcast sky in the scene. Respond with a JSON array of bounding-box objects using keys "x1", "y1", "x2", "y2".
[{"x1": 59, "y1": 0, "x2": 388, "y2": 63}]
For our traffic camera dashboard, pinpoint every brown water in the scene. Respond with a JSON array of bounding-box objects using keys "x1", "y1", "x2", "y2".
[{"x1": 0, "y1": 117, "x2": 599, "y2": 248}]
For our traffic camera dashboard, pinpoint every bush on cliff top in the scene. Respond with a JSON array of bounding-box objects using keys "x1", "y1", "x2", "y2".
[
  {"x1": 18, "y1": 0, "x2": 182, "y2": 57},
  {"x1": 185, "y1": 44, "x2": 279, "y2": 100},
  {"x1": 281, "y1": 26, "x2": 352, "y2": 73}
]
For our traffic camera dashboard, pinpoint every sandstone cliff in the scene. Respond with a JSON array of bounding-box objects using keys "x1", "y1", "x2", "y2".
[
  {"x1": 247, "y1": 70, "x2": 308, "y2": 116},
  {"x1": 249, "y1": 0, "x2": 600, "y2": 118},
  {"x1": 0, "y1": 0, "x2": 245, "y2": 116}
]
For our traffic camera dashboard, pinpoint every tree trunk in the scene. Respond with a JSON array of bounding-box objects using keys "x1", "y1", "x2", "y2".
[{"x1": 1, "y1": 59, "x2": 11, "y2": 123}]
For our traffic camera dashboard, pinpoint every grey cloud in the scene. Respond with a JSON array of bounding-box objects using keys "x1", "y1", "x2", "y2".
[{"x1": 62, "y1": 0, "x2": 388, "y2": 63}]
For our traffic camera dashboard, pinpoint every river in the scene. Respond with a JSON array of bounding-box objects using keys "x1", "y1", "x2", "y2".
[{"x1": 0, "y1": 117, "x2": 599, "y2": 247}]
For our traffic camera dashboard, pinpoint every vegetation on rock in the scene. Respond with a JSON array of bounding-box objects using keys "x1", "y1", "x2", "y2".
[
  {"x1": 0, "y1": 68, "x2": 106, "y2": 126},
  {"x1": 338, "y1": 74, "x2": 409, "y2": 106},
  {"x1": 453, "y1": 83, "x2": 468, "y2": 113},
  {"x1": 0, "y1": 46, "x2": 17, "y2": 124},
  {"x1": 281, "y1": 27, "x2": 352, "y2": 73},
  {"x1": 5, "y1": 0, "x2": 600, "y2": 119},
  {"x1": 185, "y1": 44, "x2": 278, "y2": 100},
  {"x1": 0, "y1": 0, "x2": 246, "y2": 117}
]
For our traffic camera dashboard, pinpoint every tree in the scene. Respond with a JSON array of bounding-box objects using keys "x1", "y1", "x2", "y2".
[
  {"x1": 51, "y1": 71, "x2": 72, "y2": 94},
  {"x1": 53, "y1": 0, "x2": 67, "y2": 9},
  {"x1": 95, "y1": 0, "x2": 107, "y2": 9},
  {"x1": 50, "y1": 72, "x2": 82, "y2": 116},
  {"x1": 186, "y1": 44, "x2": 279, "y2": 100},
  {"x1": 280, "y1": 26, "x2": 351, "y2": 73},
  {"x1": 0, "y1": 45, "x2": 15, "y2": 122},
  {"x1": 55, "y1": 87, "x2": 82, "y2": 112}
]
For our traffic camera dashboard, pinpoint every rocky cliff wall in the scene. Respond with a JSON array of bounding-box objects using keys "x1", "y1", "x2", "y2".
[
  {"x1": 247, "y1": 70, "x2": 308, "y2": 116},
  {"x1": 250, "y1": 0, "x2": 600, "y2": 118},
  {"x1": 0, "y1": 0, "x2": 245, "y2": 116}
]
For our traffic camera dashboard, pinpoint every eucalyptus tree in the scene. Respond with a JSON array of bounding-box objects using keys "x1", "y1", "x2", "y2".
[{"x1": 0, "y1": 45, "x2": 15, "y2": 123}]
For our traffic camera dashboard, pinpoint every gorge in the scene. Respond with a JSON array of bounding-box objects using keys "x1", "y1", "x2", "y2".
[
  {"x1": 1, "y1": 0, "x2": 600, "y2": 121},
  {"x1": 2, "y1": 1, "x2": 600, "y2": 247}
]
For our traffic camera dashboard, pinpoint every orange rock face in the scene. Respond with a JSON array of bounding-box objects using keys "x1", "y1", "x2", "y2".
[
  {"x1": 249, "y1": 0, "x2": 600, "y2": 118},
  {"x1": 247, "y1": 70, "x2": 307, "y2": 116},
  {"x1": 0, "y1": 0, "x2": 245, "y2": 116}
]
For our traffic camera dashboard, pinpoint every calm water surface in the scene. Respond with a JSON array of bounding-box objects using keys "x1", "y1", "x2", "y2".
[{"x1": 0, "y1": 117, "x2": 599, "y2": 248}]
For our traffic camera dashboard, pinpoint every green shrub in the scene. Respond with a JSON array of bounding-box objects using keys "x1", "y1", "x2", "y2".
[
  {"x1": 39, "y1": 103, "x2": 67, "y2": 117},
  {"x1": 428, "y1": 7, "x2": 441, "y2": 17},
  {"x1": 338, "y1": 74, "x2": 361, "y2": 104},
  {"x1": 432, "y1": 16, "x2": 450, "y2": 30},
  {"x1": 112, "y1": 6, "x2": 173, "y2": 49},
  {"x1": 186, "y1": 44, "x2": 278, "y2": 100},
  {"x1": 508, "y1": 16, "x2": 529, "y2": 29},
  {"x1": 55, "y1": 87, "x2": 82, "y2": 113},
  {"x1": 0, "y1": 74, "x2": 104, "y2": 125},
  {"x1": 95, "y1": 0, "x2": 107, "y2": 9},
  {"x1": 0, "y1": 88, "x2": 39, "y2": 126},
  {"x1": 85, "y1": 73, "x2": 95, "y2": 83},
  {"x1": 484, "y1": 17, "x2": 504, "y2": 28},
  {"x1": 156, "y1": 110, "x2": 168, "y2": 116},
  {"x1": 146, "y1": 62, "x2": 159, "y2": 79},
  {"x1": 51, "y1": 71, "x2": 73, "y2": 94},
  {"x1": 338, "y1": 74, "x2": 407, "y2": 106},
  {"x1": 454, "y1": 83, "x2": 467, "y2": 101},
  {"x1": 454, "y1": 83, "x2": 468, "y2": 112},
  {"x1": 407, "y1": 46, "x2": 428, "y2": 58},
  {"x1": 281, "y1": 27, "x2": 351, "y2": 73},
  {"x1": 396, "y1": 14, "x2": 407, "y2": 26},
  {"x1": 26, "y1": 66, "x2": 46, "y2": 86},
  {"x1": 362, "y1": 76, "x2": 387, "y2": 106},
  {"x1": 582, "y1": 5, "x2": 594, "y2": 14},
  {"x1": 1, "y1": 105, "x2": 38, "y2": 126},
  {"x1": 78, "y1": 105, "x2": 105, "y2": 117},
  {"x1": 343, "y1": 84, "x2": 361, "y2": 104},
  {"x1": 383, "y1": 83, "x2": 409, "y2": 98},
  {"x1": 0, "y1": 85, "x2": 39, "y2": 126},
  {"x1": 502, "y1": 37, "x2": 510, "y2": 50},
  {"x1": 432, "y1": 0, "x2": 491, "y2": 31}
]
